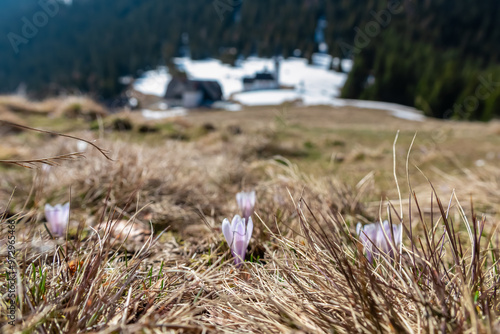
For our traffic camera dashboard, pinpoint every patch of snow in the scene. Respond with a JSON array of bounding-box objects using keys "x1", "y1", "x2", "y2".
[
  {"x1": 119, "y1": 76, "x2": 134, "y2": 85},
  {"x1": 311, "y1": 53, "x2": 332, "y2": 69},
  {"x1": 341, "y1": 59, "x2": 353, "y2": 72},
  {"x1": 129, "y1": 97, "x2": 138, "y2": 108},
  {"x1": 319, "y1": 43, "x2": 328, "y2": 53},
  {"x1": 212, "y1": 101, "x2": 243, "y2": 112},
  {"x1": 234, "y1": 93, "x2": 425, "y2": 121},
  {"x1": 233, "y1": 90, "x2": 300, "y2": 106},
  {"x1": 335, "y1": 99, "x2": 425, "y2": 121},
  {"x1": 332, "y1": 57, "x2": 340, "y2": 68},
  {"x1": 389, "y1": 109, "x2": 425, "y2": 122},
  {"x1": 141, "y1": 108, "x2": 187, "y2": 120},
  {"x1": 133, "y1": 66, "x2": 170, "y2": 97}
]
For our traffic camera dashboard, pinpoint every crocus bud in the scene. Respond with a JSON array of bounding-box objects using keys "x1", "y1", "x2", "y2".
[
  {"x1": 41, "y1": 164, "x2": 51, "y2": 173},
  {"x1": 356, "y1": 220, "x2": 402, "y2": 263},
  {"x1": 77, "y1": 141, "x2": 88, "y2": 152},
  {"x1": 44, "y1": 202, "x2": 70, "y2": 237},
  {"x1": 236, "y1": 191, "x2": 255, "y2": 222},
  {"x1": 222, "y1": 215, "x2": 253, "y2": 266}
]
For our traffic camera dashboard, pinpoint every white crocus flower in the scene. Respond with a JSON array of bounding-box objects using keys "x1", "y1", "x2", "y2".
[
  {"x1": 77, "y1": 140, "x2": 88, "y2": 152},
  {"x1": 356, "y1": 220, "x2": 402, "y2": 263},
  {"x1": 44, "y1": 203, "x2": 70, "y2": 237},
  {"x1": 236, "y1": 191, "x2": 256, "y2": 223},
  {"x1": 222, "y1": 215, "x2": 253, "y2": 266}
]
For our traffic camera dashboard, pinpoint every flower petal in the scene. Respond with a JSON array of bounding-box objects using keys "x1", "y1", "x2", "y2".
[
  {"x1": 232, "y1": 215, "x2": 245, "y2": 237},
  {"x1": 356, "y1": 222, "x2": 363, "y2": 236},
  {"x1": 62, "y1": 202, "x2": 70, "y2": 212},
  {"x1": 62, "y1": 203, "x2": 70, "y2": 227},
  {"x1": 394, "y1": 223, "x2": 403, "y2": 246},
  {"x1": 236, "y1": 193, "x2": 245, "y2": 211},
  {"x1": 222, "y1": 218, "x2": 233, "y2": 246},
  {"x1": 233, "y1": 232, "x2": 247, "y2": 265},
  {"x1": 248, "y1": 190, "x2": 256, "y2": 208},
  {"x1": 44, "y1": 204, "x2": 54, "y2": 221},
  {"x1": 382, "y1": 220, "x2": 391, "y2": 234},
  {"x1": 45, "y1": 204, "x2": 57, "y2": 232},
  {"x1": 245, "y1": 217, "x2": 253, "y2": 246},
  {"x1": 236, "y1": 191, "x2": 256, "y2": 221},
  {"x1": 357, "y1": 220, "x2": 403, "y2": 263},
  {"x1": 362, "y1": 223, "x2": 378, "y2": 243},
  {"x1": 376, "y1": 222, "x2": 389, "y2": 254},
  {"x1": 365, "y1": 245, "x2": 373, "y2": 263}
]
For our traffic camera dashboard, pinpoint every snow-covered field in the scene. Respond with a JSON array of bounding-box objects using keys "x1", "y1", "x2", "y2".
[
  {"x1": 133, "y1": 57, "x2": 424, "y2": 121},
  {"x1": 330, "y1": 99, "x2": 426, "y2": 122},
  {"x1": 141, "y1": 108, "x2": 187, "y2": 120},
  {"x1": 133, "y1": 56, "x2": 350, "y2": 102},
  {"x1": 133, "y1": 67, "x2": 171, "y2": 97}
]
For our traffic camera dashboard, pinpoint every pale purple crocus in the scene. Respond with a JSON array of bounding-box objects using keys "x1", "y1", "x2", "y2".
[
  {"x1": 356, "y1": 220, "x2": 402, "y2": 263},
  {"x1": 236, "y1": 191, "x2": 255, "y2": 223},
  {"x1": 44, "y1": 203, "x2": 70, "y2": 237},
  {"x1": 41, "y1": 164, "x2": 51, "y2": 173},
  {"x1": 77, "y1": 140, "x2": 88, "y2": 152},
  {"x1": 222, "y1": 215, "x2": 253, "y2": 266}
]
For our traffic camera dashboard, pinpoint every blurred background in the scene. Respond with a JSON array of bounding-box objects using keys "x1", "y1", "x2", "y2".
[{"x1": 0, "y1": 0, "x2": 499, "y2": 121}]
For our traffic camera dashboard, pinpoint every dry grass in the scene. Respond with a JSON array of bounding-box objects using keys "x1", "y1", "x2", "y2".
[
  {"x1": 0, "y1": 95, "x2": 107, "y2": 119},
  {"x1": 0, "y1": 96, "x2": 49, "y2": 115},
  {"x1": 49, "y1": 97, "x2": 108, "y2": 119},
  {"x1": 2, "y1": 98, "x2": 500, "y2": 333},
  {"x1": 0, "y1": 109, "x2": 27, "y2": 134}
]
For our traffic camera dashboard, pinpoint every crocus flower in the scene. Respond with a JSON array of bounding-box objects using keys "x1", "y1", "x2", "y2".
[
  {"x1": 77, "y1": 140, "x2": 88, "y2": 152},
  {"x1": 41, "y1": 164, "x2": 51, "y2": 173},
  {"x1": 222, "y1": 215, "x2": 253, "y2": 266},
  {"x1": 44, "y1": 203, "x2": 70, "y2": 237},
  {"x1": 356, "y1": 220, "x2": 402, "y2": 263},
  {"x1": 236, "y1": 191, "x2": 255, "y2": 222}
]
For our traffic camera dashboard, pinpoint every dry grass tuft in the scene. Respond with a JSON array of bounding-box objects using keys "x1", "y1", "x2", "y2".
[
  {"x1": 0, "y1": 110, "x2": 27, "y2": 135},
  {"x1": 0, "y1": 95, "x2": 49, "y2": 115},
  {"x1": 0, "y1": 95, "x2": 107, "y2": 120},
  {"x1": 49, "y1": 96, "x2": 108, "y2": 120}
]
